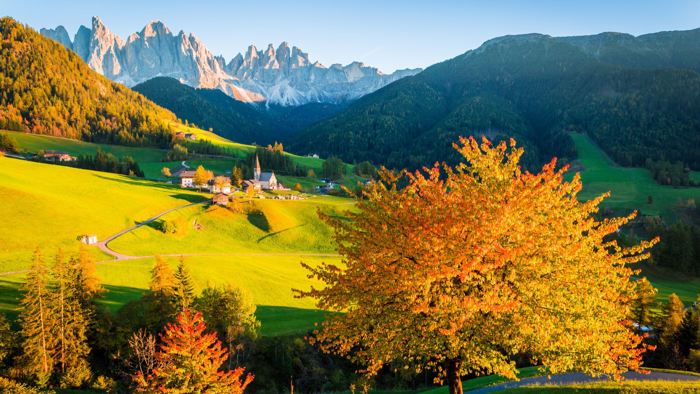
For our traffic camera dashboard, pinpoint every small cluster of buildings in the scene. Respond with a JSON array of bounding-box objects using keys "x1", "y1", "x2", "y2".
[
  {"x1": 41, "y1": 150, "x2": 76, "y2": 162},
  {"x1": 175, "y1": 131, "x2": 198, "y2": 141},
  {"x1": 176, "y1": 155, "x2": 289, "y2": 206}
]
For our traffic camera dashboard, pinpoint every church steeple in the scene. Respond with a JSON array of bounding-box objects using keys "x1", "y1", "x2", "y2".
[{"x1": 254, "y1": 154, "x2": 261, "y2": 181}]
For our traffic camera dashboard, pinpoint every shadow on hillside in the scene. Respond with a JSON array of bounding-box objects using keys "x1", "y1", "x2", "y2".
[
  {"x1": 257, "y1": 223, "x2": 308, "y2": 243},
  {"x1": 92, "y1": 174, "x2": 209, "y2": 203},
  {"x1": 0, "y1": 279, "x2": 21, "y2": 322},
  {"x1": 247, "y1": 210, "x2": 271, "y2": 232},
  {"x1": 97, "y1": 284, "x2": 148, "y2": 313}
]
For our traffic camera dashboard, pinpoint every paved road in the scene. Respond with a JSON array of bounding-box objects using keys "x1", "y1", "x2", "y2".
[
  {"x1": 96, "y1": 201, "x2": 206, "y2": 260},
  {"x1": 467, "y1": 371, "x2": 700, "y2": 393}
]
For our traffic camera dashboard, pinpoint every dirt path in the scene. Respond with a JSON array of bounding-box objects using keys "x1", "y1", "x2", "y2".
[{"x1": 466, "y1": 371, "x2": 700, "y2": 393}]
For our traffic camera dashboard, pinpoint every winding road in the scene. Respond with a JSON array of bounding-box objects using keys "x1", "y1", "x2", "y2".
[
  {"x1": 466, "y1": 370, "x2": 700, "y2": 393},
  {"x1": 96, "y1": 201, "x2": 205, "y2": 260},
  {"x1": 0, "y1": 200, "x2": 339, "y2": 277}
]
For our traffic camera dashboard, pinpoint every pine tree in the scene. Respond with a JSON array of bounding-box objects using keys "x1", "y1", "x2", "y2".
[
  {"x1": 16, "y1": 250, "x2": 55, "y2": 387},
  {"x1": 661, "y1": 293, "x2": 686, "y2": 345},
  {"x1": 52, "y1": 251, "x2": 91, "y2": 387},
  {"x1": 632, "y1": 277, "x2": 657, "y2": 327},
  {"x1": 174, "y1": 257, "x2": 195, "y2": 311},
  {"x1": 75, "y1": 245, "x2": 103, "y2": 303},
  {"x1": 147, "y1": 256, "x2": 178, "y2": 331},
  {"x1": 133, "y1": 310, "x2": 253, "y2": 393}
]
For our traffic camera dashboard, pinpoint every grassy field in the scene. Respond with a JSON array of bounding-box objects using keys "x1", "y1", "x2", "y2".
[
  {"x1": 421, "y1": 367, "x2": 542, "y2": 393},
  {"x1": 499, "y1": 379, "x2": 700, "y2": 393},
  {"x1": 570, "y1": 133, "x2": 700, "y2": 219},
  {"x1": 0, "y1": 155, "x2": 350, "y2": 335}
]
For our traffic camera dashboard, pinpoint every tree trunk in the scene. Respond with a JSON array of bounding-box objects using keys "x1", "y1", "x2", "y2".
[{"x1": 446, "y1": 358, "x2": 463, "y2": 394}]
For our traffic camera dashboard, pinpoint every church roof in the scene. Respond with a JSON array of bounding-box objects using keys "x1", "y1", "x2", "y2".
[{"x1": 259, "y1": 172, "x2": 275, "y2": 182}]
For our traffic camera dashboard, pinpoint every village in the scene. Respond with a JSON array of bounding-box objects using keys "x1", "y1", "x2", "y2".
[{"x1": 175, "y1": 154, "x2": 310, "y2": 206}]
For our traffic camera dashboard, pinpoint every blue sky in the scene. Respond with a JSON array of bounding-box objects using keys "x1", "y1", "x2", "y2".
[{"x1": 2, "y1": 0, "x2": 699, "y2": 72}]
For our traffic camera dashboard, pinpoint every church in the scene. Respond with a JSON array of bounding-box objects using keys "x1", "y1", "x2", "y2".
[{"x1": 243, "y1": 155, "x2": 286, "y2": 191}]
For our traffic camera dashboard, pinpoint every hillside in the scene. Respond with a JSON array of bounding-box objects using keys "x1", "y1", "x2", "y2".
[
  {"x1": 0, "y1": 17, "x2": 177, "y2": 146},
  {"x1": 133, "y1": 77, "x2": 345, "y2": 144},
  {"x1": 0, "y1": 156, "x2": 348, "y2": 334},
  {"x1": 292, "y1": 29, "x2": 700, "y2": 171},
  {"x1": 133, "y1": 77, "x2": 277, "y2": 144}
]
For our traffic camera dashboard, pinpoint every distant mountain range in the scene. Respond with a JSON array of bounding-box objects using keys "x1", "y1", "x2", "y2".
[
  {"x1": 41, "y1": 17, "x2": 420, "y2": 106},
  {"x1": 291, "y1": 29, "x2": 700, "y2": 170}
]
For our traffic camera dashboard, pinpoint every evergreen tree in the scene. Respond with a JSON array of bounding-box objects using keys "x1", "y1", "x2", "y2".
[
  {"x1": 174, "y1": 257, "x2": 195, "y2": 311},
  {"x1": 677, "y1": 303, "x2": 700, "y2": 359},
  {"x1": 661, "y1": 293, "x2": 686, "y2": 345},
  {"x1": 52, "y1": 251, "x2": 91, "y2": 387},
  {"x1": 632, "y1": 277, "x2": 657, "y2": 327},
  {"x1": 0, "y1": 312, "x2": 16, "y2": 368},
  {"x1": 195, "y1": 286, "x2": 260, "y2": 368},
  {"x1": 16, "y1": 250, "x2": 55, "y2": 387},
  {"x1": 147, "y1": 256, "x2": 178, "y2": 331}
]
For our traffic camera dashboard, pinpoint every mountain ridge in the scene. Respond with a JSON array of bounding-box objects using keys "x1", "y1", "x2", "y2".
[
  {"x1": 41, "y1": 17, "x2": 421, "y2": 106},
  {"x1": 291, "y1": 28, "x2": 700, "y2": 170}
]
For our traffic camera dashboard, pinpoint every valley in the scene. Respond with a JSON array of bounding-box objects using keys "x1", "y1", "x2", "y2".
[{"x1": 1, "y1": 8, "x2": 700, "y2": 393}]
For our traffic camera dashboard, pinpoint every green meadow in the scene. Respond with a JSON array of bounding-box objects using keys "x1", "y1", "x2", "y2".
[
  {"x1": 570, "y1": 133, "x2": 700, "y2": 219},
  {"x1": 4, "y1": 129, "x2": 326, "y2": 180},
  {"x1": 0, "y1": 155, "x2": 347, "y2": 335}
]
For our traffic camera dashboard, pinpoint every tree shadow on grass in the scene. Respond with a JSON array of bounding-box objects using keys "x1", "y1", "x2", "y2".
[
  {"x1": 256, "y1": 305, "x2": 335, "y2": 336},
  {"x1": 247, "y1": 210, "x2": 271, "y2": 232},
  {"x1": 0, "y1": 279, "x2": 21, "y2": 322},
  {"x1": 257, "y1": 223, "x2": 308, "y2": 243},
  {"x1": 92, "y1": 174, "x2": 209, "y2": 203},
  {"x1": 97, "y1": 284, "x2": 148, "y2": 314}
]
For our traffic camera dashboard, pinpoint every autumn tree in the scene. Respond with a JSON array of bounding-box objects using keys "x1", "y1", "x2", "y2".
[
  {"x1": 297, "y1": 137, "x2": 657, "y2": 394},
  {"x1": 133, "y1": 310, "x2": 254, "y2": 393},
  {"x1": 15, "y1": 250, "x2": 55, "y2": 387},
  {"x1": 294, "y1": 183, "x2": 303, "y2": 192},
  {"x1": 231, "y1": 166, "x2": 244, "y2": 188},
  {"x1": 161, "y1": 167, "x2": 172, "y2": 177},
  {"x1": 174, "y1": 257, "x2": 195, "y2": 311},
  {"x1": 632, "y1": 277, "x2": 657, "y2": 328},
  {"x1": 194, "y1": 165, "x2": 213, "y2": 190}
]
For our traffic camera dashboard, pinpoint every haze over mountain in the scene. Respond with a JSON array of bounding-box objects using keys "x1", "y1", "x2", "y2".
[
  {"x1": 292, "y1": 28, "x2": 700, "y2": 170},
  {"x1": 41, "y1": 17, "x2": 421, "y2": 106}
]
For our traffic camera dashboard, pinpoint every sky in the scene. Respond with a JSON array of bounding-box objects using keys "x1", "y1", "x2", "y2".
[{"x1": 2, "y1": 0, "x2": 699, "y2": 73}]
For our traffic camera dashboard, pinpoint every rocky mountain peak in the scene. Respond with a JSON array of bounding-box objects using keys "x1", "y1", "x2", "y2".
[{"x1": 41, "y1": 16, "x2": 422, "y2": 106}]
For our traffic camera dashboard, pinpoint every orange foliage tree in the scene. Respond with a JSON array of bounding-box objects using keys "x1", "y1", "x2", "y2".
[
  {"x1": 134, "y1": 309, "x2": 253, "y2": 393},
  {"x1": 297, "y1": 137, "x2": 657, "y2": 394}
]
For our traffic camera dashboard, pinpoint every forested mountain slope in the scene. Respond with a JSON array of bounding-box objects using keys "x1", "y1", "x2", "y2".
[
  {"x1": 0, "y1": 17, "x2": 176, "y2": 146},
  {"x1": 133, "y1": 77, "x2": 345, "y2": 144},
  {"x1": 292, "y1": 30, "x2": 700, "y2": 170}
]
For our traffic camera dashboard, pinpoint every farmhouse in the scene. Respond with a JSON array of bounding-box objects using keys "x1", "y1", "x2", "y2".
[
  {"x1": 175, "y1": 132, "x2": 197, "y2": 140},
  {"x1": 208, "y1": 176, "x2": 232, "y2": 194},
  {"x1": 77, "y1": 234, "x2": 98, "y2": 245},
  {"x1": 177, "y1": 170, "x2": 196, "y2": 188},
  {"x1": 43, "y1": 150, "x2": 76, "y2": 162},
  {"x1": 244, "y1": 154, "x2": 287, "y2": 191},
  {"x1": 212, "y1": 193, "x2": 229, "y2": 206}
]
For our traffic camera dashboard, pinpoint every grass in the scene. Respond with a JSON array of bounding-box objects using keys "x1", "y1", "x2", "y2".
[
  {"x1": 0, "y1": 155, "x2": 353, "y2": 335},
  {"x1": 501, "y1": 380, "x2": 700, "y2": 393},
  {"x1": 0, "y1": 156, "x2": 205, "y2": 272},
  {"x1": 570, "y1": 133, "x2": 700, "y2": 219},
  {"x1": 642, "y1": 267, "x2": 700, "y2": 305},
  {"x1": 420, "y1": 367, "x2": 542, "y2": 393}
]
